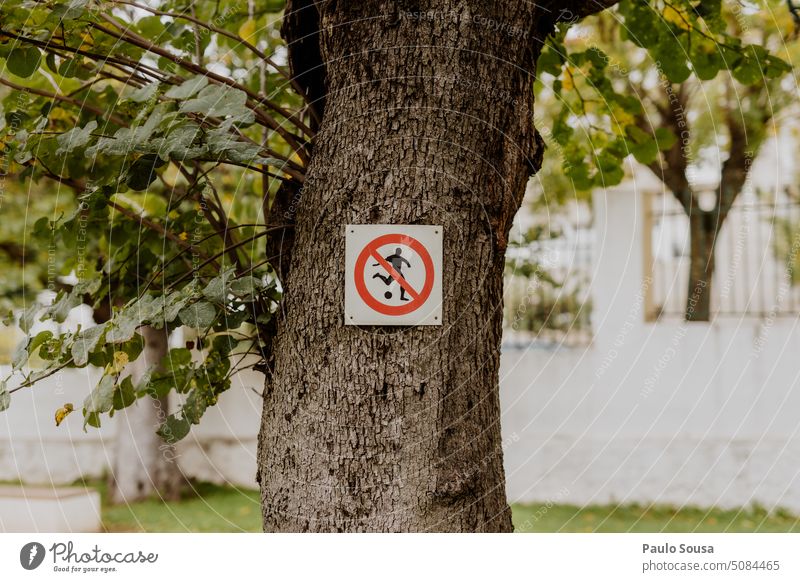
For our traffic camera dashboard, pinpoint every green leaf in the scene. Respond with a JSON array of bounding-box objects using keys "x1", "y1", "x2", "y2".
[
  {"x1": 6, "y1": 47, "x2": 42, "y2": 78},
  {"x1": 182, "y1": 389, "x2": 207, "y2": 424},
  {"x1": 654, "y1": 127, "x2": 677, "y2": 151},
  {"x1": 119, "y1": 333, "x2": 145, "y2": 363},
  {"x1": 125, "y1": 154, "x2": 168, "y2": 191},
  {"x1": 137, "y1": 15, "x2": 165, "y2": 38},
  {"x1": 763, "y1": 55, "x2": 791, "y2": 79},
  {"x1": 88, "y1": 105, "x2": 170, "y2": 157},
  {"x1": 129, "y1": 82, "x2": 159, "y2": 103},
  {"x1": 625, "y1": 126, "x2": 659, "y2": 164},
  {"x1": 625, "y1": 125, "x2": 650, "y2": 144},
  {"x1": 656, "y1": 44, "x2": 691, "y2": 83},
  {"x1": 71, "y1": 325, "x2": 105, "y2": 366},
  {"x1": 113, "y1": 376, "x2": 137, "y2": 410},
  {"x1": 83, "y1": 375, "x2": 115, "y2": 415},
  {"x1": 157, "y1": 414, "x2": 191, "y2": 444},
  {"x1": 156, "y1": 123, "x2": 203, "y2": 160},
  {"x1": 732, "y1": 53, "x2": 762, "y2": 85},
  {"x1": 45, "y1": 290, "x2": 82, "y2": 323},
  {"x1": 141, "y1": 374, "x2": 174, "y2": 398},
  {"x1": 84, "y1": 412, "x2": 101, "y2": 429},
  {"x1": 180, "y1": 84, "x2": 253, "y2": 122},
  {"x1": 631, "y1": 139, "x2": 659, "y2": 165},
  {"x1": 690, "y1": 43, "x2": 722, "y2": 81},
  {"x1": 565, "y1": 162, "x2": 593, "y2": 191},
  {"x1": 596, "y1": 149, "x2": 625, "y2": 186},
  {"x1": 229, "y1": 276, "x2": 262, "y2": 301},
  {"x1": 57, "y1": 57, "x2": 82, "y2": 78},
  {"x1": 224, "y1": 308, "x2": 251, "y2": 329},
  {"x1": 164, "y1": 347, "x2": 192, "y2": 370},
  {"x1": 11, "y1": 340, "x2": 28, "y2": 370},
  {"x1": 56, "y1": 120, "x2": 97, "y2": 155},
  {"x1": 106, "y1": 315, "x2": 138, "y2": 343},
  {"x1": 105, "y1": 294, "x2": 166, "y2": 343},
  {"x1": 212, "y1": 334, "x2": 237, "y2": 357},
  {"x1": 165, "y1": 75, "x2": 209, "y2": 100},
  {"x1": 537, "y1": 46, "x2": 564, "y2": 77},
  {"x1": 29, "y1": 330, "x2": 54, "y2": 356},
  {"x1": 164, "y1": 285, "x2": 198, "y2": 322},
  {"x1": 179, "y1": 301, "x2": 217, "y2": 328},
  {"x1": 205, "y1": 128, "x2": 263, "y2": 163},
  {"x1": 19, "y1": 303, "x2": 40, "y2": 334},
  {"x1": 619, "y1": 0, "x2": 660, "y2": 49},
  {"x1": 51, "y1": 0, "x2": 90, "y2": 21},
  {"x1": 693, "y1": 0, "x2": 723, "y2": 32},
  {"x1": 133, "y1": 294, "x2": 168, "y2": 322},
  {"x1": 202, "y1": 268, "x2": 235, "y2": 303}
]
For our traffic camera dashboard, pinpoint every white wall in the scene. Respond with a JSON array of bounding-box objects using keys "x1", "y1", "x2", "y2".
[
  {"x1": 0, "y1": 363, "x2": 264, "y2": 488},
  {"x1": 501, "y1": 184, "x2": 800, "y2": 511},
  {"x1": 0, "y1": 367, "x2": 109, "y2": 484}
]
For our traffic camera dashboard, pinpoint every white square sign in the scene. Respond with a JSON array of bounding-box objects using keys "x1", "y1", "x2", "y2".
[{"x1": 345, "y1": 224, "x2": 442, "y2": 326}]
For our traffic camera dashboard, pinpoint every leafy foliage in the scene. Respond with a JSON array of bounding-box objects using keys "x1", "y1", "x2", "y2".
[
  {"x1": 536, "y1": 0, "x2": 792, "y2": 191},
  {"x1": 0, "y1": 0, "x2": 303, "y2": 439}
]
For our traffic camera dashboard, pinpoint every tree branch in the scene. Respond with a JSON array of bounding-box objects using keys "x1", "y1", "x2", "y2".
[
  {"x1": 0, "y1": 77, "x2": 127, "y2": 127},
  {"x1": 636, "y1": 81, "x2": 695, "y2": 216},
  {"x1": 92, "y1": 15, "x2": 315, "y2": 148},
  {"x1": 111, "y1": 0, "x2": 317, "y2": 123}
]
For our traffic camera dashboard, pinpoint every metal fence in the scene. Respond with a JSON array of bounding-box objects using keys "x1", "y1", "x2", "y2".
[
  {"x1": 503, "y1": 230, "x2": 594, "y2": 346},
  {"x1": 644, "y1": 191, "x2": 800, "y2": 320}
]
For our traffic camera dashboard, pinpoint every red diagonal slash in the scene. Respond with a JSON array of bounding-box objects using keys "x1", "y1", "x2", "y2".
[{"x1": 369, "y1": 246, "x2": 420, "y2": 301}]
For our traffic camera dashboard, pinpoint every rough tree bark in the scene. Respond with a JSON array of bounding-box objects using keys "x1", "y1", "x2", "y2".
[
  {"x1": 257, "y1": 1, "x2": 608, "y2": 532},
  {"x1": 685, "y1": 211, "x2": 718, "y2": 322},
  {"x1": 108, "y1": 325, "x2": 183, "y2": 504}
]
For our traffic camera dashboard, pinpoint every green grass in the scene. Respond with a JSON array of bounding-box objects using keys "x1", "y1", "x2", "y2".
[
  {"x1": 512, "y1": 502, "x2": 800, "y2": 533},
  {"x1": 99, "y1": 481, "x2": 262, "y2": 533},
  {"x1": 89, "y1": 481, "x2": 800, "y2": 532}
]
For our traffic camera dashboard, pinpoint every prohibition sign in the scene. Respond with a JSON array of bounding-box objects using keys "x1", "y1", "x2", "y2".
[{"x1": 354, "y1": 233, "x2": 435, "y2": 316}]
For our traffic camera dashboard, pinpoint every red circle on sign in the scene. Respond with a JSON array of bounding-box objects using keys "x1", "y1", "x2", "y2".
[{"x1": 354, "y1": 234, "x2": 435, "y2": 316}]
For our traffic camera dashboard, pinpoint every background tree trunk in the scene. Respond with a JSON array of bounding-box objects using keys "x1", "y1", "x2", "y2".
[
  {"x1": 685, "y1": 211, "x2": 718, "y2": 322},
  {"x1": 258, "y1": 2, "x2": 548, "y2": 532},
  {"x1": 107, "y1": 325, "x2": 183, "y2": 504}
]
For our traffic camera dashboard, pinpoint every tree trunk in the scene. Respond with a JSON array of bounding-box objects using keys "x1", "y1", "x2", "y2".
[
  {"x1": 107, "y1": 325, "x2": 183, "y2": 504},
  {"x1": 685, "y1": 211, "x2": 718, "y2": 322},
  {"x1": 258, "y1": 2, "x2": 547, "y2": 532}
]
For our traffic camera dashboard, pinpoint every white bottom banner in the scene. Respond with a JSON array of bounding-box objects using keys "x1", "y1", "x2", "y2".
[{"x1": 0, "y1": 533, "x2": 797, "y2": 581}]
